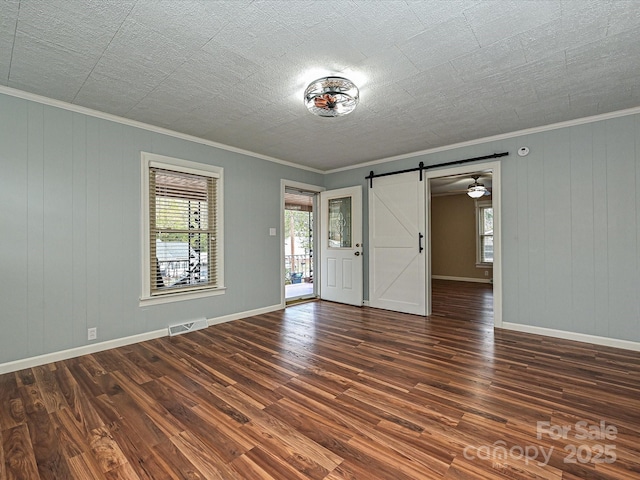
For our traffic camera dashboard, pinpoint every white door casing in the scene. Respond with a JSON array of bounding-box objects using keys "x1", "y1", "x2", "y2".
[
  {"x1": 280, "y1": 180, "x2": 324, "y2": 307},
  {"x1": 320, "y1": 186, "x2": 363, "y2": 306},
  {"x1": 369, "y1": 172, "x2": 426, "y2": 315},
  {"x1": 366, "y1": 160, "x2": 501, "y2": 326}
]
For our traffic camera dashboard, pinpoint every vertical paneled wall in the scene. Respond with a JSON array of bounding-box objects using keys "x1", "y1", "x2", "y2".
[
  {"x1": 1, "y1": 89, "x2": 639, "y2": 367},
  {"x1": 503, "y1": 116, "x2": 639, "y2": 342},
  {"x1": 0, "y1": 93, "x2": 323, "y2": 365},
  {"x1": 326, "y1": 112, "x2": 640, "y2": 344}
]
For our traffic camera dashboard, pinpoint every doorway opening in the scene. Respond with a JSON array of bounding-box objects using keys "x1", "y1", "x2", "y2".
[
  {"x1": 284, "y1": 188, "x2": 317, "y2": 303},
  {"x1": 427, "y1": 166, "x2": 497, "y2": 325}
]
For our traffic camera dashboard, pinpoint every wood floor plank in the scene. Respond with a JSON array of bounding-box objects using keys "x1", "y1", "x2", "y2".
[
  {"x1": 345, "y1": 434, "x2": 442, "y2": 480},
  {"x1": 242, "y1": 445, "x2": 314, "y2": 480},
  {"x1": 170, "y1": 431, "x2": 242, "y2": 480},
  {"x1": 106, "y1": 419, "x2": 173, "y2": 480},
  {"x1": 14, "y1": 369, "x2": 74, "y2": 479},
  {"x1": 0, "y1": 374, "x2": 25, "y2": 432},
  {"x1": 25, "y1": 408, "x2": 73, "y2": 480},
  {"x1": 444, "y1": 455, "x2": 560, "y2": 480},
  {"x1": 0, "y1": 428, "x2": 5, "y2": 480},
  {"x1": 92, "y1": 349, "x2": 154, "y2": 385},
  {"x1": 108, "y1": 372, "x2": 185, "y2": 438},
  {"x1": 103, "y1": 460, "x2": 142, "y2": 480},
  {"x1": 51, "y1": 408, "x2": 91, "y2": 459},
  {"x1": 146, "y1": 378, "x2": 249, "y2": 465},
  {"x1": 2, "y1": 280, "x2": 640, "y2": 478},
  {"x1": 99, "y1": 390, "x2": 165, "y2": 448},
  {"x1": 65, "y1": 452, "x2": 108, "y2": 480},
  {"x1": 2, "y1": 424, "x2": 40, "y2": 480},
  {"x1": 190, "y1": 403, "x2": 256, "y2": 452},
  {"x1": 229, "y1": 451, "x2": 280, "y2": 480},
  {"x1": 151, "y1": 437, "x2": 208, "y2": 480},
  {"x1": 31, "y1": 364, "x2": 69, "y2": 414},
  {"x1": 88, "y1": 425, "x2": 129, "y2": 474},
  {"x1": 240, "y1": 404, "x2": 343, "y2": 473}
]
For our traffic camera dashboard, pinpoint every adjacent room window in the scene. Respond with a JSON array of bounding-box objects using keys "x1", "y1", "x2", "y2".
[
  {"x1": 476, "y1": 200, "x2": 493, "y2": 265},
  {"x1": 141, "y1": 153, "x2": 224, "y2": 304}
]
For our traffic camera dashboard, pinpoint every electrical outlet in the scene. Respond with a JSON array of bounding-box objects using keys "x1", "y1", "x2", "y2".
[
  {"x1": 88, "y1": 327, "x2": 97, "y2": 341},
  {"x1": 485, "y1": 271, "x2": 489, "y2": 276}
]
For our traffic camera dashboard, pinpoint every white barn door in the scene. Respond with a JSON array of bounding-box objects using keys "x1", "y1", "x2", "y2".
[{"x1": 369, "y1": 172, "x2": 426, "y2": 315}]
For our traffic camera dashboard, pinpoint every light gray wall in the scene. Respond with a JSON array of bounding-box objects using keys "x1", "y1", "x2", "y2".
[
  {"x1": 325, "y1": 113, "x2": 640, "y2": 343},
  {"x1": 2, "y1": 90, "x2": 639, "y2": 366},
  {"x1": 0, "y1": 93, "x2": 323, "y2": 364}
]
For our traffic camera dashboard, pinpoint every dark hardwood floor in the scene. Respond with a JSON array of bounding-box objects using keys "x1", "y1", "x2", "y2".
[
  {"x1": 2, "y1": 279, "x2": 640, "y2": 479},
  {"x1": 431, "y1": 279, "x2": 493, "y2": 324}
]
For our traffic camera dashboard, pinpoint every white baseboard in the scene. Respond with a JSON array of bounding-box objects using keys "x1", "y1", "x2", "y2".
[
  {"x1": 0, "y1": 303, "x2": 284, "y2": 375},
  {"x1": 207, "y1": 303, "x2": 283, "y2": 326},
  {"x1": 432, "y1": 275, "x2": 492, "y2": 284},
  {"x1": 0, "y1": 329, "x2": 167, "y2": 375},
  {"x1": 501, "y1": 322, "x2": 640, "y2": 352}
]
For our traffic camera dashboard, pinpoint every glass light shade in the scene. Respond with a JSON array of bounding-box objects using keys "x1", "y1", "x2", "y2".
[
  {"x1": 467, "y1": 185, "x2": 487, "y2": 198},
  {"x1": 304, "y1": 76, "x2": 359, "y2": 117}
]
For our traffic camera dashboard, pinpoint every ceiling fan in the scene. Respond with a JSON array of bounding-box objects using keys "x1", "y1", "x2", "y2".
[
  {"x1": 467, "y1": 175, "x2": 491, "y2": 198},
  {"x1": 430, "y1": 173, "x2": 492, "y2": 196}
]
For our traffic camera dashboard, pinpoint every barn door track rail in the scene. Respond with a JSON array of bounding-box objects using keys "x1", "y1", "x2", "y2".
[{"x1": 365, "y1": 152, "x2": 509, "y2": 188}]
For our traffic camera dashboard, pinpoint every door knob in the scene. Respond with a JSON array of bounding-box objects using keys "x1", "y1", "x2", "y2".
[{"x1": 354, "y1": 251, "x2": 361, "y2": 256}]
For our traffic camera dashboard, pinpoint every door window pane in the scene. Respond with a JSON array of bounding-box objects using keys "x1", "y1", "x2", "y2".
[{"x1": 328, "y1": 196, "x2": 352, "y2": 248}]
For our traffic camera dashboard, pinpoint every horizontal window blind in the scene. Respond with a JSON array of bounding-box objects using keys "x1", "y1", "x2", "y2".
[{"x1": 150, "y1": 167, "x2": 217, "y2": 294}]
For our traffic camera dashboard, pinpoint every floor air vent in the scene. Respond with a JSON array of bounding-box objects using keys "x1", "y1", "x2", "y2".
[{"x1": 168, "y1": 318, "x2": 208, "y2": 337}]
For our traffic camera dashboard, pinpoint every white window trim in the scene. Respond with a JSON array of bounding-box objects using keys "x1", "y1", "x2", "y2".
[
  {"x1": 475, "y1": 199, "x2": 493, "y2": 268},
  {"x1": 140, "y1": 152, "x2": 225, "y2": 306}
]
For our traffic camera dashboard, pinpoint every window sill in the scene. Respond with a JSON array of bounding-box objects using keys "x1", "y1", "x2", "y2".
[
  {"x1": 139, "y1": 286, "x2": 226, "y2": 306},
  {"x1": 476, "y1": 263, "x2": 493, "y2": 268}
]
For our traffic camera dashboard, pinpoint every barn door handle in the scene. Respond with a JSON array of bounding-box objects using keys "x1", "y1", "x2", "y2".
[{"x1": 418, "y1": 233, "x2": 424, "y2": 253}]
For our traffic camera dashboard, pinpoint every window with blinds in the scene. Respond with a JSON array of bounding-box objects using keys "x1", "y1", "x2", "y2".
[{"x1": 141, "y1": 153, "x2": 223, "y2": 302}]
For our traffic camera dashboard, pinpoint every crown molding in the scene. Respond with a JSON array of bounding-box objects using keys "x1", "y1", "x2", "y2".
[
  {"x1": 0, "y1": 85, "x2": 324, "y2": 174},
  {"x1": 325, "y1": 105, "x2": 640, "y2": 174}
]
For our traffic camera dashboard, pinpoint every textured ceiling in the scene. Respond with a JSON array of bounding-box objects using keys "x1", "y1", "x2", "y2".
[{"x1": 2, "y1": 0, "x2": 640, "y2": 171}]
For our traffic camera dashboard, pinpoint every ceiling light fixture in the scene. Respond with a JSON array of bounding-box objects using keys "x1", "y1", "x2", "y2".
[
  {"x1": 467, "y1": 175, "x2": 487, "y2": 198},
  {"x1": 304, "y1": 76, "x2": 359, "y2": 117}
]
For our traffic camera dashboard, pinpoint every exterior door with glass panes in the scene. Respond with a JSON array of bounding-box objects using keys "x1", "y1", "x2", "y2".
[{"x1": 319, "y1": 186, "x2": 363, "y2": 306}]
